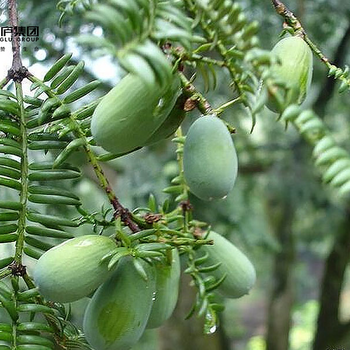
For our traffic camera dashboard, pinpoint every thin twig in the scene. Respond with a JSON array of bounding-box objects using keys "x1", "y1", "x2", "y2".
[
  {"x1": 271, "y1": 0, "x2": 350, "y2": 91},
  {"x1": 271, "y1": 0, "x2": 330, "y2": 64},
  {"x1": 179, "y1": 72, "x2": 213, "y2": 114},
  {"x1": 271, "y1": 0, "x2": 303, "y2": 32}
]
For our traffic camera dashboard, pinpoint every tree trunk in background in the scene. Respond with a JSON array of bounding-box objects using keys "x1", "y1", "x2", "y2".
[
  {"x1": 312, "y1": 207, "x2": 350, "y2": 349},
  {"x1": 265, "y1": 195, "x2": 296, "y2": 350},
  {"x1": 311, "y1": 19, "x2": 350, "y2": 349},
  {"x1": 159, "y1": 273, "x2": 228, "y2": 350}
]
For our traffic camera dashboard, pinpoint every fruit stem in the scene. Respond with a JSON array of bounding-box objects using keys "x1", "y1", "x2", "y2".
[{"x1": 173, "y1": 127, "x2": 193, "y2": 233}]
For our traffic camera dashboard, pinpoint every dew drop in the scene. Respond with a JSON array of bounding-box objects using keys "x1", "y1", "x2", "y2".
[{"x1": 209, "y1": 325, "x2": 217, "y2": 334}]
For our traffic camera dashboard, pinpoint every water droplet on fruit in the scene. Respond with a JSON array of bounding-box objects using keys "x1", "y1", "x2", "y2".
[{"x1": 209, "y1": 325, "x2": 217, "y2": 334}]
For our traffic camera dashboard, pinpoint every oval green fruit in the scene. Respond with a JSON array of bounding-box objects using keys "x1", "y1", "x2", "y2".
[
  {"x1": 183, "y1": 116, "x2": 238, "y2": 200},
  {"x1": 83, "y1": 257, "x2": 156, "y2": 350},
  {"x1": 267, "y1": 36, "x2": 313, "y2": 112},
  {"x1": 200, "y1": 231, "x2": 256, "y2": 299},
  {"x1": 91, "y1": 74, "x2": 180, "y2": 154},
  {"x1": 146, "y1": 249, "x2": 181, "y2": 329},
  {"x1": 33, "y1": 235, "x2": 116, "y2": 303}
]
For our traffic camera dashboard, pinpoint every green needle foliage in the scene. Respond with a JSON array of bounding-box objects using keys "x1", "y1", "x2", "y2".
[{"x1": 1, "y1": 0, "x2": 350, "y2": 349}]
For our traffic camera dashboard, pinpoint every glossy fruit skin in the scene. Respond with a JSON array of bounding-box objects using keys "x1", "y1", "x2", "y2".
[
  {"x1": 267, "y1": 36, "x2": 313, "y2": 112},
  {"x1": 201, "y1": 231, "x2": 256, "y2": 299},
  {"x1": 83, "y1": 257, "x2": 156, "y2": 350},
  {"x1": 183, "y1": 116, "x2": 238, "y2": 200},
  {"x1": 145, "y1": 97, "x2": 186, "y2": 145},
  {"x1": 146, "y1": 249, "x2": 181, "y2": 329},
  {"x1": 33, "y1": 235, "x2": 116, "y2": 303},
  {"x1": 91, "y1": 74, "x2": 180, "y2": 154}
]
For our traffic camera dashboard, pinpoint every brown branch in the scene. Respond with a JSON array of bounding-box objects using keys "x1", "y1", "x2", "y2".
[
  {"x1": 271, "y1": 0, "x2": 330, "y2": 65},
  {"x1": 8, "y1": 0, "x2": 22, "y2": 69},
  {"x1": 271, "y1": 0, "x2": 303, "y2": 32},
  {"x1": 7, "y1": 0, "x2": 28, "y2": 82}
]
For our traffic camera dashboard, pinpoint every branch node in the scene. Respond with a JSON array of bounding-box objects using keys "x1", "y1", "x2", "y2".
[
  {"x1": 7, "y1": 66, "x2": 29, "y2": 83},
  {"x1": 8, "y1": 262, "x2": 27, "y2": 276}
]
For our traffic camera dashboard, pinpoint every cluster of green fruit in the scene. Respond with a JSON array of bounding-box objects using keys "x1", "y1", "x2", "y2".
[
  {"x1": 91, "y1": 70, "x2": 239, "y2": 201},
  {"x1": 33, "y1": 232, "x2": 256, "y2": 350},
  {"x1": 30, "y1": 63, "x2": 255, "y2": 350}
]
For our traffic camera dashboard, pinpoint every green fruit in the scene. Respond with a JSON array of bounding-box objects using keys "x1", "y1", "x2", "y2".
[
  {"x1": 201, "y1": 231, "x2": 256, "y2": 299},
  {"x1": 145, "y1": 96, "x2": 186, "y2": 145},
  {"x1": 146, "y1": 249, "x2": 181, "y2": 329},
  {"x1": 267, "y1": 36, "x2": 313, "y2": 112},
  {"x1": 183, "y1": 116, "x2": 238, "y2": 200},
  {"x1": 91, "y1": 74, "x2": 180, "y2": 154},
  {"x1": 83, "y1": 257, "x2": 156, "y2": 350},
  {"x1": 33, "y1": 235, "x2": 116, "y2": 303}
]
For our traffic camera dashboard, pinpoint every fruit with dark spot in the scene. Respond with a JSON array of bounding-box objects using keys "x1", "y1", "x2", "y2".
[{"x1": 83, "y1": 257, "x2": 156, "y2": 350}]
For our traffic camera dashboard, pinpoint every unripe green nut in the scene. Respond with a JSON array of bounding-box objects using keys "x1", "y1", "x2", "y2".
[
  {"x1": 146, "y1": 249, "x2": 181, "y2": 329},
  {"x1": 183, "y1": 116, "x2": 238, "y2": 200},
  {"x1": 201, "y1": 231, "x2": 256, "y2": 299},
  {"x1": 33, "y1": 235, "x2": 117, "y2": 303},
  {"x1": 83, "y1": 257, "x2": 156, "y2": 350},
  {"x1": 267, "y1": 36, "x2": 313, "y2": 113},
  {"x1": 91, "y1": 74, "x2": 180, "y2": 154}
]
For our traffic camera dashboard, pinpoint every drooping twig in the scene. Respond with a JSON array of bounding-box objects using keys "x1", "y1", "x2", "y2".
[
  {"x1": 271, "y1": 0, "x2": 350, "y2": 94},
  {"x1": 271, "y1": 0, "x2": 329, "y2": 63}
]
